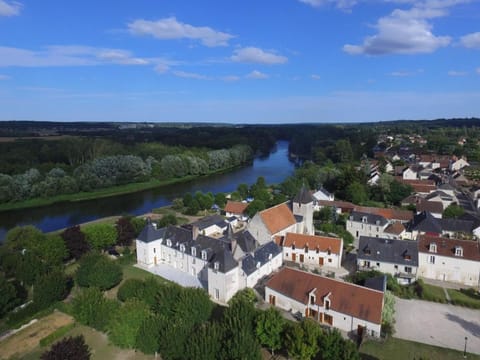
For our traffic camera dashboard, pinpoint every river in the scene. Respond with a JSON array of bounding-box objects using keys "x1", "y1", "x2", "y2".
[{"x1": 0, "y1": 141, "x2": 294, "y2": 240}]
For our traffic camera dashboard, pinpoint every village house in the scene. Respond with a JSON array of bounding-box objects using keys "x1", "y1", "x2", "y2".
[
  {"x1": 406, "y1": 211, "x2": 478, "y2": 240},
  {"x1": 276, "y1": 232, "x2": 343, "y2": 268},
  {"x1": 265, "y1": 267, "x2": 384, "y2": 338},
  {"x1": 224, "y1": 200, "x2": 249, "y2": 221},
  {"x1": 450, "y1": 158, "x2": 470, "y2": 172},
  {"x1": 417, "y1": 235, "x2": 480, "y2": 287},
  {"x1": 357, "y1": 236, "x2": 419, "y2": 284}
]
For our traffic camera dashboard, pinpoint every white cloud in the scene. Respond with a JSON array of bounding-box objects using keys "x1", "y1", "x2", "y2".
[
  {"x1": 172, "y1": 70, "x2": 210, "y2": 80},
  {"x1": 311, "y1": 74, "x2": 321, "y2": 80},
  {"x1": 0, "y1": 0, "x2": 22, "y2": 16},
  {"x1": 460, "y1": 32, "x2": 480, "y2": 49},
  {"x1": 231, "y1": 47, "x2": 287, "y2": 64},
  {"x1": 246, "y1": 70, "x2": 269, "y2": 79},
  {"x1": 0, "y1": 45, "x2": 154, "y2": 68},
  {"x1": 128, "y1": 17, "x2": 234, "y2": 47},
  {"x1": 390, "y1": 71, "x2": 413, "y2": 76},
  {"x1": 448, "y1": 70, "x2": 467, "y2": 76},
  {"x1": 298, "y1": 0, "x2": 358, "y2": 10},
  {"x1": 154, "y1": 63, "x2": 170, "y2": 74},
  {"x1": 221, "y1": 75, "x2": 240, "y2": 82},
  {"x1": 343, "y1": 2, "x2": 453, "y2": 55}
]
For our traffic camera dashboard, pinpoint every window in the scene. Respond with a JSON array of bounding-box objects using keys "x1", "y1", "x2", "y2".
[
  {"x1": 362, "y1": 216, "x2": 367, "y2": 223},
  {"x1": 376, "y1": 262, "x2": 380, "y2": 267},
  {"x1": 214, "y1": 262, "x2": 219, "y2": 271},
  {"x1": 328, "y1": 258, "x2": 332, "y2": 263},
  {"x1": 394, "y1": 265, "x2": 398, "y2": 270},
  {"x1": 429, "y1": 243, "x2": 437, "y2": 253},
  {"x1": 404, "y1": 266, "x2": 412, "y2": 273},
  {"x1": 364, "y1": 261, "x2": 370, "y2": 268},
  {"x1": 455, "y1": 246, "x2": 463, "y2": 257},
  {"x1": 292, "y1": 244, "x2": 295, "y2": 250},
  {"x1": 153, "y1": 248, "x2": 156, "y2": 253},
  {"x1": 428, "y1": 255, "x2": 435, "y2": 264},
  {"x1": 310, "y1": 295, "x2": 315, "y2": 305},
  {"x1": 180, "y1": 244, "x2": 185, "y2": 252},
  {"x1": 192, "y1": 258, "x2": 196, "y2": 264},
  {"x1": 201, "y1": 250, "x2": 207, "y2": 260},
  {"x1": 325, "y1": 299, "x2": 330, "y2": 310},
  {"x1": 214, "y1": 288, "x2": 220, "y2": 300},
  {"x1": 305, "y1": 246, "x2": 308, "y2": 253},
  {"x1": 286, "y1": 253, "x2": 289, "y2": 258},
  {"x1": 166, "y1": 239, "x2": 172, "y2": 247},
  {"x1": 327, "y1": 249, "x2": 331, "y2": 255},
  {"x1": 191, "y1": 247, "x2": 197, "y2": 257}
]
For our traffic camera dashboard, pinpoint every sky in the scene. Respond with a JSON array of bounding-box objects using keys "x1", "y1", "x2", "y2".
[{"x1": 0, "y1": 0, "x2": 479, "y2": 123}]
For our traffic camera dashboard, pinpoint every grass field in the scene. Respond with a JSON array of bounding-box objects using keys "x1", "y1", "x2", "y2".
[
  {"x1": 448, "y1": 288, "x2": 480, "y2": 309},
  {"x1": 360, "y1": 337, "x2": 480, "y2": 360},
  {"x1": 0, "y1": 311, "x2": 74, "y2": 360},
  {"x1": 421, "y1": 282, "x2": 448, "y2": 303}
]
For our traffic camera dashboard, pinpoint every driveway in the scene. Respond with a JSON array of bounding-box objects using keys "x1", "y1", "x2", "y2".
[{"x1": 395, "y1": 298, "x2": 480, "y2": 355}]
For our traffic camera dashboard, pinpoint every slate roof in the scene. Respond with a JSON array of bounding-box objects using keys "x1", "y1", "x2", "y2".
[
  {"x1": 293, "y1": 185, "x2": 315, "y2": 204},
  {"x1": 259, "y1": 203, "x2": 297, "y2": 235},
  {"x1": 365, "y1": 275, "x2": 387, "y2": 292},
  {"x1": 349, "y1": 211, "x2": 388, "y2": 226},
  {"x1": 280, "y1": 232, "x2": 342, "y2": 255},
  {"x1": 241, "y1": 241, "x2": 282, "y2": 275},
  {"x1": 418, "y1": 235, "x2": 480, "y2": 262},
  {"x1": 137, "y1": 222, "x2": 165, "y2": 243},
  {"x1": 441, "y1": 218, "x2": 473, "y2": 233},
  {"x1": 358, "y1": 236, "x2": 419, "y2": 266},
  {"x1": 355, "y1": 206, "x2": 413, "y2": 222},
  {"x1": 235, "y1": 230, "x2": 258, "y2": 253},
  {"x1": 192, "y1": 215, "x2": 228, "y2": 231},
  {"x1": 409, "y1": 211, "x2": 474, "y2": 234},
  {"x1": 266, "y1": 267, "x2": 384, "y2": 324}
]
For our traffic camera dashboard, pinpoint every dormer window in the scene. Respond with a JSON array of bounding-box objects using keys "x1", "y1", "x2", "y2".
[
  {"x1": 310, "y1": 294, "x2": 315, "y2": 305},
  {"x1": 201, "y1": 250, "x2": 207, "y2": 260},
  {"x1": 166, "y1": 239, "x2": 172, "y2": 247},
  {"x1": 256, "y1": 262, "x2": 261, "y2": 269},
  {"x1": 455, "y1": 246, "x2": 463, "y2": 257},
  {"x1": 362, "y1": 216, "x2": 367, "y2": 223},
  {"x1": 325, "y1": 298, "x2": 331, "y2": 310},
  {"x1": 214, "y1": 262, "x2": 219, "y2": 270},
  {"x1": 429, "y1": 243, "x2": 437, "y2": 253},
  {"x1": 268, "y1": 253, "x2": 273, "y2": 260},
  {"x1": 376, "y1": 220, "x2": 380, "y2": 226},
  {"x1": 292, "y1": 244, "x2": 295, "y2": 250},
  {"x1": 191, "y1": 247, "x2": 197, "y2": 257},
  {"x1": 180, "y1": 244, "x2": 185, "y2": 252},
  {"x1": 327, "y1": 248, "x2": 331, "y2": 256},
  {"x1": 364, "y1": 246, "x2": 371, "y2": 255},
  {"x1": 304, "y1": 246, "x2": 309, "y2": 253}
]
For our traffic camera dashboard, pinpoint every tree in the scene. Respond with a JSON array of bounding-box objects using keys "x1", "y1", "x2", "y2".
[
  {"x1": 41, "y1": 335, "x2": 91, "y2": 360},
  {"x1": 38, "y1": 235, "x2": 68, "y2": 266},
  {"x1": 33, "y1": 271, "x2": 69, "y2": 309},
  {"x1": 158, "y1": 213, "x2": 178, "y2": 228},
  {"x1": 237, "y1": 183, "x2": 249, "y2": 199},
  {"x1": 184, "y1": 322, "x2": 223, "y2": 360},
  {"x1": 16, "y1": 251, "x2": 48, "y2": 286},
  {"x1": 172, "y1": 288, "x2": 214, "y2": 327},
  {"x1": 108, "y1": 298, "x2": 151, "y2": 348},
  {"x1": 75, "y1": 253, "x2": 122, "y2": 290},
  {"x1": 116, "y1": 216, "x2": 136, "y2": 246},
  {"x1": 318, "y1": 329, "x2": 360, "y2": 360},
  {"x1": 135, "y1": 314, "x2": 163, "y2": 354},
  {"x1": 214, "y1": 192, "x2": 227, "y2": 208},
  {"x1": 345, "y1": 181, "x2": 368, "y2": 205},
  {"x1": 443, "y1": 204, "x2": 465, "y2": 219},
  {"x1": 117, "y1": 278, "x2": 145, "y2": 302},
  {"x1": 255, "y1": 307, "x2": 284, "y2": 355},
  {"x1": 285, "y1": 319, "x2": 321, "y2": 360},
  {"x1": 82, "y1": 223, "x2": 117, "y2": 251},
  {"x1": 331, "y1": 139, "x2": 353, "y2": 163},
  {"x1": 130, "y1": 217, "x2": 146, "y2": 237},
  {"x1": 246, "y1": 199, "x2": 266, "y2": 218},
  {"x1": 171, "y1": 198, "x2": 184, "y2": 211},
  {"x1": 0, "y1": 275, "x2": 17, "y2": 317},
  {"x1": 61, "y1": 225, "x2": 90, "y2": 260},
  {"x1": 5, "y1": 225, "x2": 45, "y2": 252},
  {"x1": 72, "y1": 287, "x2": 119, "y2": 331}
]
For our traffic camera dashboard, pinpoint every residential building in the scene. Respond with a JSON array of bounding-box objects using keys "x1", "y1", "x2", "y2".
[
  {"x1": 224, "y1": 200, "x2": 249, "y2": 221},
  {"x1": 357, "y1": 236, "x2": 418, "y2": 284},
  {"x1": 276, "y1": 232, "x2": 343, "y2": 268},
  {"x1": 417, "y1": 235, "x2": 480, "y2": 287},
  {"x1": 265, "y1": 267, "x2": 384, "y2": 337},
  {"x1": 450, "y1": 158, "x2": 470, "y2": 172},
  {"x1": 136, "y1": 220, "x2": 282, "y2": 303},
  {"x1": 407, "y1": 211, "x2": 475, "y2": 240}
]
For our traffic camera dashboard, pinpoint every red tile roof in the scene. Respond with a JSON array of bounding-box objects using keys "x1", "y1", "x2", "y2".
[
  {"x1": 260, "y1": 203, "x2": 296, "y2": 235},
  {"x1": 418, "y1": 235, "x2": 480, "y2": 262},
  {"x1": 384, "y1": 222, "x2": 405, "y2": 235},
  {"x1": 224, "y1": 201, "x2": 249, "y2": 214},
  {"x1": 266, "y1": 267, "x2": 384, "y2": 324},
  {"x1": 355, "y1": 206, "x2": 413, "y2": 222},
  {"x1": 317, "y1": 200, "x2": 355, "y2": 212},
  {"x1": 281, "y1": 233, "x2": 342, "y2": 255}
]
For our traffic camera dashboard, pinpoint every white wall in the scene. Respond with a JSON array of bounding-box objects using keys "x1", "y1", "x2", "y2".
[
  {"x1": 136, "y1": 239, "x2": 162, "y2": 267},
  {"x1": 208, "y1": 267, "x2": 240, "y2": 303},
  {"x1": 283, "y1": 247, "x2": 342, "y2": 269},
  {"x1": 245, "y1": 253, "x2": 283, "y2": 288},
  {"x1": 418, "y1": 252, "x2": 480, "y2": 287}
]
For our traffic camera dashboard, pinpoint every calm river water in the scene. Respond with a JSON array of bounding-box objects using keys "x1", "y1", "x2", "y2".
[{"x1": 0, "y1": 141, "x2": 294, "y2": 240}]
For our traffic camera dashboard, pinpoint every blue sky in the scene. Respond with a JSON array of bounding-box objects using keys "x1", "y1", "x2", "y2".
[{"x1": 0, "y1": 0, "x2": 479, "y2": 123}]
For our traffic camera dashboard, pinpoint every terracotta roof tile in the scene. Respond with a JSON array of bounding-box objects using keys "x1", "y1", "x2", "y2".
[
  {"x1": 282, "y1": 233, "x2": 342, "y2": 254},
  {"x1": 418, "y1": 235, "x2": 480, "y2": 262},
  {"x1": 354, "y1": 206, "x2": 413, "y2": 222},
  {"x1": 260, "y1": 203, "x2": 297, "y2": 235},
  {"x1": 384, "y1": 222, "x2": 405, "y2": 235},
  {"x1": 224, "y1": 201, "x2": 249, "y2": 214},
  {"x1": 266, "y1": 267, "x2": 384, "y2": 324}
]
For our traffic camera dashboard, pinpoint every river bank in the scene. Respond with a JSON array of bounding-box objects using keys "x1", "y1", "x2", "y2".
[{"x1": 0, "y1": 163, "x2": 250, "y2": 213}]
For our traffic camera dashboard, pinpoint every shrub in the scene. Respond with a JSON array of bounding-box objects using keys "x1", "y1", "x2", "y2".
[
  {"x1": 75, "y1": 253, "x2": 122, "y2": 290},
  {"x1": 117, "y1": 279, "x2": 145, "y2": 302},
  {"x1": 41, "y1": 335, "x2": 90, "y2": 360},
  {"x1": 33, "y1": 272, "x2": 70, "y2": 310},
  {"x1": 72, "y1": 287, "x2": 119, "y2": 331}
]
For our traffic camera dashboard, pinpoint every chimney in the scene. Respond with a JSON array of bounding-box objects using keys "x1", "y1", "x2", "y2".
[{"x1": 192, "y1": 225, "x2": 199, "y2": 241}]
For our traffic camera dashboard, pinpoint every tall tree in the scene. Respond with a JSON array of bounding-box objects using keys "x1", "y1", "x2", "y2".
[
  {"x1": 82, "y1": 223, "x2": 117, "y2": 251},
  {"x1": 72, "y1": 287, "x2": 118, "y2": 331},
  {"x1": 116, "y1": 216, "x2": 136, "y2": 246},
  {"x1": 41, "y1": 335, "x2": 91, "y2": 360},
  {"x1": 61, "y1": 225, "x2": 90, "y2": 260},
  {"x1": 75, "y1": 253, "x2": 122, "y2": 290},
  {"x1": 255, "y1": 307, "x2": 285, "y2": 355},
  {"x1": 0, "y1": 275, "x2": 17, "y2": 317},
  {"x1": 33, "y1": 271, "x2": 69, "y2": 310}
]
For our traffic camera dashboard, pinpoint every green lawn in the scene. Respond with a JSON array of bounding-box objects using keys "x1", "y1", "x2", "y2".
[
  {"x1": 16, "y1": 324, "x2": 155, "y2": 360},
  {"x1": 360, "y1": 337, "x2": 480, "y2": 360},
  {"x1": 448, "y1": 288, "x2": 480, "y2": 309},
  {"x1": 420, "y1": 282, "x2": 447, "y2": 303}
]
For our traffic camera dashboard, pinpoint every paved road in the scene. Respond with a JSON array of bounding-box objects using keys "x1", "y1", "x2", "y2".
[{"x1": 395, "y1": 297, "x2": 480, "y2": 355}]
